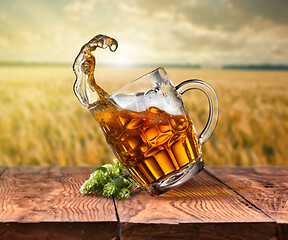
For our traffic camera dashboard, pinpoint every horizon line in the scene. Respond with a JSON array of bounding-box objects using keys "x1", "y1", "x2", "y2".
[{"x1": 0, "y1": 61, "x2": 288, "y2": 70}]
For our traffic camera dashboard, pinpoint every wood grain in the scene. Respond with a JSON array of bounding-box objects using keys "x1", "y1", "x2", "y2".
[
  {"x1": 1, "y1": 166, "x2": 286, "y2": 240},
  {"x1": 0, "y1": 167, "x2": 118, "y2": 240},
  {"x1": 206, "y1": 167, "x2": 288, "y2": 240},
  {"x1": 206, "y1": 167, "x2": 288, "y2": 223},
  {"x1": 114, "y1": 171, "x2": 275, "y2": 240}
]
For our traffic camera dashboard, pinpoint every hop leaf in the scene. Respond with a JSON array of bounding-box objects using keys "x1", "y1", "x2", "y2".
[{"x1": 122, "y1": 178, "x2": 132, "y2": 188}]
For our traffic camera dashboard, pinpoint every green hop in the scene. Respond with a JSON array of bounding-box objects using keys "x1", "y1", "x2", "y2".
[
  {"x1": 115, "y1": 188, "x2": 130, "y2": 200},
  {"x1": 80, "y1": 181, "x2": 91, "y2": 194},
  {"x1": 102, "y1": 182, "x2": 117, "y2": 198},
  {"x1": 103, "y1": 164, "x2": 120, "y2": 178},
  {"x1": 80, "y1": 178, "x2": 97, "y2": 194},
  {"x1": 90, "y1": 169, "x2": 105, "y2": 181},
  {"x1": 113, "y1": 158, "x2": 127, "y2": 174},
  {"x1": 79, "y1": 169, "x2": 105, "y2": 194},
  {"x1": 80, "y1": 158, "x2": 141, "y2": 199}
]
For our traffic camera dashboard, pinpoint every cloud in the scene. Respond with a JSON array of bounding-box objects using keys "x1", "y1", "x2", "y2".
[
  {"x1": 63, "y1": 0, "x2": 97, "y2": 14},
  {"x1": 0, "y1": 0, "x2": 287, "y2": 65},
  {"x1": 129, "y1": 0, "x2": 288, "y2": 31}
]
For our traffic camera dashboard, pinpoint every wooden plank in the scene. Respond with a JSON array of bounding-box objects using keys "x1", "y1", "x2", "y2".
[
  {"x1": 0, "y1": 167, "x2": 118, "y2": 240},
  {"x1": 206, "y1": 167, "x2": 288, "y2": 240},
  {"x1": 0, "y1": 222, "x2": 118, "y2": 240},
  {"x1": 114, "y1": 171, "x2": 276, "y2": 240},
  {"x1": 206, "y1": 167, "x2": 288, "y2": 223},
  {"x1": 278, "y1": 223, "x2": 288, "y2": 240},
  {"x1": 120, "y1": 222, "x2": 276, "y2": 240}
]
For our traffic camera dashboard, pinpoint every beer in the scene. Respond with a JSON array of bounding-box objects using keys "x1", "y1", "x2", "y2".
[
  {"x1": 73, "y1": 35, "x2": 218, "y2": 196},
  {"x1": 90, "y1": 100, "x2": 200, "y2": 186},
  {"x1": 73, "y1": 34, "x2": 200, "y2": 185}
]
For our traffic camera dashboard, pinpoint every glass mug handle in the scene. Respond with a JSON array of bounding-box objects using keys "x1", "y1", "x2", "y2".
[{"x1": 175, "y1": 80, "x2": 219, "y2": 144}]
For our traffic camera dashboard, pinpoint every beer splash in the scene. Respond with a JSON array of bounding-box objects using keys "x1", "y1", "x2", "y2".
[{"x1": 73, "y1": 34, "x2": 118, "y2": 108}]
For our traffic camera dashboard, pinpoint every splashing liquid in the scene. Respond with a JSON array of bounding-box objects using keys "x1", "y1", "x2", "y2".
[{"x1": 73, "y1": 34, "x2": 118, "y2": 107}]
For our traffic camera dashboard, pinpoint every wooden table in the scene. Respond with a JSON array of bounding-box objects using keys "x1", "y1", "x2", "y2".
[{"x1": 0, "y1": 166, "x2": 287, "y2": 240}]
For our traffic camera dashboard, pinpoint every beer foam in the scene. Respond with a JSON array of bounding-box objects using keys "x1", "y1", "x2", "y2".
[{"x1": 111, "y1": 88, "x2": 183, "y2": 116}]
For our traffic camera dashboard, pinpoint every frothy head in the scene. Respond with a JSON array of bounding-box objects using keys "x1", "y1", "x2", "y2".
[{"x1": 111, "y1": 68, "x2": 185, "y2": 116}]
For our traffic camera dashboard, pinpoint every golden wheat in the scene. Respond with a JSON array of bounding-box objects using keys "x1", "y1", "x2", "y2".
[{"x1": 0, "y1": 66, "x2": 287, "y2": 166}]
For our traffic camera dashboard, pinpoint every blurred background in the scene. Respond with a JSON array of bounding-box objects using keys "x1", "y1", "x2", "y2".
[{"x1": 0, "y1": 0, "x2": 287, "y2": 166}]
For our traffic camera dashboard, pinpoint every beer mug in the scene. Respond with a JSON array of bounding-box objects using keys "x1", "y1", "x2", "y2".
[{"x1": 88, "y1": 67, "x2": 218, "y2": 196}]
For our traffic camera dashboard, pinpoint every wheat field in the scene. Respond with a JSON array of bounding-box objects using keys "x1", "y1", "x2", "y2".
[{"x1": 0, "y1": 66, "x2": 287, "y2": 166}]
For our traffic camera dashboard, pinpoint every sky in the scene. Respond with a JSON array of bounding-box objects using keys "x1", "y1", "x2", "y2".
[{"x1": 0, "y1": 0, "x2": 287, "y2": 66}]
